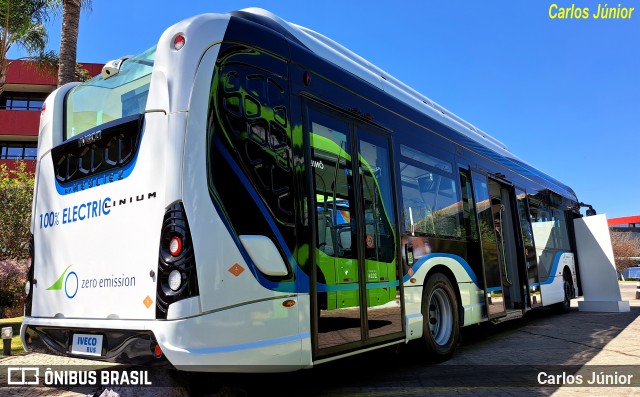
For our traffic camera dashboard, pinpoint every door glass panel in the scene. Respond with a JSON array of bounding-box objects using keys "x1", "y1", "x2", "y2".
[
  {"x1": 309, "y1": 110, "x2": 362, "y2": 348},
  {"x1": 494, "y1": 182, "x2": 521, "y2": 308},
  {"x1": 472, "y1": 172, "x2": 505, "y2": 318},
  {"x1": 358, "y1": 128, "x2": 401, "y2": 338},
  {"x1": 516, "y1": 189, "x2": 541, "y2": 307},
  {"x1": 528, "y1": 196, "x2": 554, "y2": 282},
  {"x1": 459, "y1": 170, "x2": 478, "y2": 242}
]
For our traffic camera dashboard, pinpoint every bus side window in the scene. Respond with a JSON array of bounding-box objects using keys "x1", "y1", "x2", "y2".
[
  {"x1": 400, "y1": 162, "x2": 461, "y2": 238},
  {"x1": 551, "y1": 209, "x2": 571, "y2": 252},
  {"x1": 529, "y1": 196, "x2": 555, "y2": 280}
]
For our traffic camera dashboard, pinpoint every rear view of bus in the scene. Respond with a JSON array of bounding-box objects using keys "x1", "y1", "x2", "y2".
[{"x1": 21, "y1": 11, "x2": 309, "y2": 371}]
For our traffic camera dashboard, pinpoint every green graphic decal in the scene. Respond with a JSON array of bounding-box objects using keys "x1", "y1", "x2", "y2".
[{"x1": 47, "y1": 265, "x2": 72, "y2": 290}]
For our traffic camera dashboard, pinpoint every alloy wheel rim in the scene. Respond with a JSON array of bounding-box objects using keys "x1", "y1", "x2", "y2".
[{"x1": 428, "y1": 288, "x2": 453, "y2": 346}]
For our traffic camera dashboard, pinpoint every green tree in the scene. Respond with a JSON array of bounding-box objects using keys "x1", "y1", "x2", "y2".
[
  {"x1": 0, "y1": 0, "x2": 57, "y2": 96},
  {"x1": 610, "y1": 229, "x2": 640, "y2": 274},
  {"x1": 0, "y1": 161, "x2": 34, "y2": 260},
  {"x1": 0, "y1": 258, "x2": 26, "y2": 316}
]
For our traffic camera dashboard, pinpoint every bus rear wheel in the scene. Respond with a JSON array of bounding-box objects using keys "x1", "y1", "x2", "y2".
[
  {"x1": 552, "y1": 277, "x2": 573, "y2": 314},
  {"x1": 421, "y1": 273, "x2": 459, "y2": 361}
]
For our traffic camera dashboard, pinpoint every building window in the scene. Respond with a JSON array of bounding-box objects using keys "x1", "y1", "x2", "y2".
[
  {"x1": 0, "y1": 142, "x2": 38, "y2": 160},
  {"x1": 0, "y1": 92, "x2": 48, "y2": 111}
]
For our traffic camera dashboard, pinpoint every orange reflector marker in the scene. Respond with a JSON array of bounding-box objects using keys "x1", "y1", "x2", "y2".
[
  {"x1": 228, "y1": 263, "x2": 245, "y2": 277},
  {"x1": 410, "y1": 278, "x2": 417, "y2": 284},
  {"x1": 282, "y1": 299, "x2": 296, "y2": 307}
]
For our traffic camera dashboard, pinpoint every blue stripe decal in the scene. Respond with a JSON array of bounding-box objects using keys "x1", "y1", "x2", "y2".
[
  {"x1": 54, "y1": 151, "x2": 141, "y2": 195},
  {"x1": 403, "y1": 253, "x2": 480, "y2": 288},
  {"x1": 316, "y1": 283, "x2": 358, "y2": 292},
  {"x1": 316, "y1": 280, "x2": 400, "y2": 292},
  {"x1": 539, "y1": 251, "x2": 567, "y2": 285},
  {"x1": 187, "y1": 332, "x2": 310, "y2": 355},
  {"x1": 486, "y1": 287, "x2": 502, "y2": 293},
  {"x1": 366, "y1": 281, "x2": 400, "y2": 290},
  {"x1": 214, "y1": 136, "x2": 303, "y2": 293}
]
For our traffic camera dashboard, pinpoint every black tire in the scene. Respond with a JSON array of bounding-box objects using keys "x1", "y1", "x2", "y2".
[
  {"x1": 552, "y1": 278, "x2": 572, "y2": 314},
  {"x1": 421, "y1": 273, "x2": 460, "y2": 361}
]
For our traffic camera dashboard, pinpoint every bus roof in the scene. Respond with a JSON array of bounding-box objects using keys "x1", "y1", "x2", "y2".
[
  {"x1": 227, "y1": 8, "x2": 577, "y2": 202},
  {"x1": 234, "y1": 8, "x2": 515, "y2": 151},
  {"x1": 175, "y1": 8, "x2": 575, "y2": 201}
]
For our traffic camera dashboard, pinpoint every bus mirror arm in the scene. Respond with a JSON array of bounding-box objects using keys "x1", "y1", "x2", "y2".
[{"x1": 578, "y1": 202, "x2": 597, "y2": 216}]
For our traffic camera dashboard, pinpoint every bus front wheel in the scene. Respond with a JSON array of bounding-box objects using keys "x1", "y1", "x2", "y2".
[{"x1": 421, "y1": 273, "x2": 460, "y2": 361}]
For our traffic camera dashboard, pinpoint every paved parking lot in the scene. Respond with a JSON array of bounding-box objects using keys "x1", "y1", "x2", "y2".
[{"x1": 2, "y1": 282, "x2": 640, "y2": 396}]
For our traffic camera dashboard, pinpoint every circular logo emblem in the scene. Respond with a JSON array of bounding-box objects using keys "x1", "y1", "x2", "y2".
[
  {"x1": 366, "y1": 235, "x2": 374, "y2": 248},
  {"x1": 65, "y1": 271, "x2": 78, "y2": 299}
]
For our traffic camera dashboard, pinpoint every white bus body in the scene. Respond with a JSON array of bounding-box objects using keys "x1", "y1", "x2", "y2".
[{"x1": 22, "y1": 8, "x2": 580, "y2": 371}]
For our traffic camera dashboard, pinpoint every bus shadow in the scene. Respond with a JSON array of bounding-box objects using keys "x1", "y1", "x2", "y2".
[
  {"x1": 452, "y1": 306, "x2": 640, "y2": 365},
  {"x1": 186, "y1": 306, "x2": 640, "y2": 396}
]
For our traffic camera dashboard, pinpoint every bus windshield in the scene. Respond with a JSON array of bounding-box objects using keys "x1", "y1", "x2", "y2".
[{"x1": 65, "y1": 46, "x2": 156, "y2": 139}]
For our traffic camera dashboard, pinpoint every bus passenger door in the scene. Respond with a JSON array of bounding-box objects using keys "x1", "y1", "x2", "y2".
[
  {"x1": 310, "y1": 110, "x2": 364, "y2": 351},
  {"x1": 472, "y1": 172, "x2": 530, "y2": 319},
  {"x1": 306, "y1": 103, "x2": 402, "y2": 357},
  {"x1": 472, "y1": 172, "x2": 507, "y2": 319},
  {"x1": 515, "y1": 189, "x2": 542, "y2": 308},
  {"x1": 356, "y1": 126, "x2": 402, "y2": 341}
]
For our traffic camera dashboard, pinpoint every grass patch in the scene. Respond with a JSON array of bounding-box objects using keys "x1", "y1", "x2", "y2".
[{"x1": 0, "y1": 316, "x2": 26, "y2": 356}]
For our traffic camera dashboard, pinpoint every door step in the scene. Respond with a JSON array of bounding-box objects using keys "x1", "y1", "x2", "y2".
[{"x1": 491, "y1": 309, "x2": 524, "y2": 324}]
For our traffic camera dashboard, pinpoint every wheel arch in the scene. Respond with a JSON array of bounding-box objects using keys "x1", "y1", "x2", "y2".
[
  {"x1": 562, "y1": 264, "x2": 575, "y2": 298},
  {"x1": 423, "y1": 264, "x2": 464, "y2": 325}
]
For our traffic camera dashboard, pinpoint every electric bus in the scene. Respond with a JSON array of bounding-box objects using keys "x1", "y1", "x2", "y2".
[{"x1": 22, "y1": 7, "x2": 583, "y2": 371}]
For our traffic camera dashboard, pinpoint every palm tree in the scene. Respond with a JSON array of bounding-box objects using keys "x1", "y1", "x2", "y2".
[
  {"x1": 0, "y1": 0, "x2": 56, "y2": 97},
  {"x1": 57, "y1": 0, "x2": 90, "y2": 87}
]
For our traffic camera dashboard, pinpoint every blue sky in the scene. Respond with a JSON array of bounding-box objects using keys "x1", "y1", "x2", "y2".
[{"x1": 9, "y1": 1, "x2": 640, "y2": 219}]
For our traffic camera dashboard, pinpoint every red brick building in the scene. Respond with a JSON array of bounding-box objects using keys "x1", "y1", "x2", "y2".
[{"x1": 0, "y1": 60, "x2": 103, "y2": 171}]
